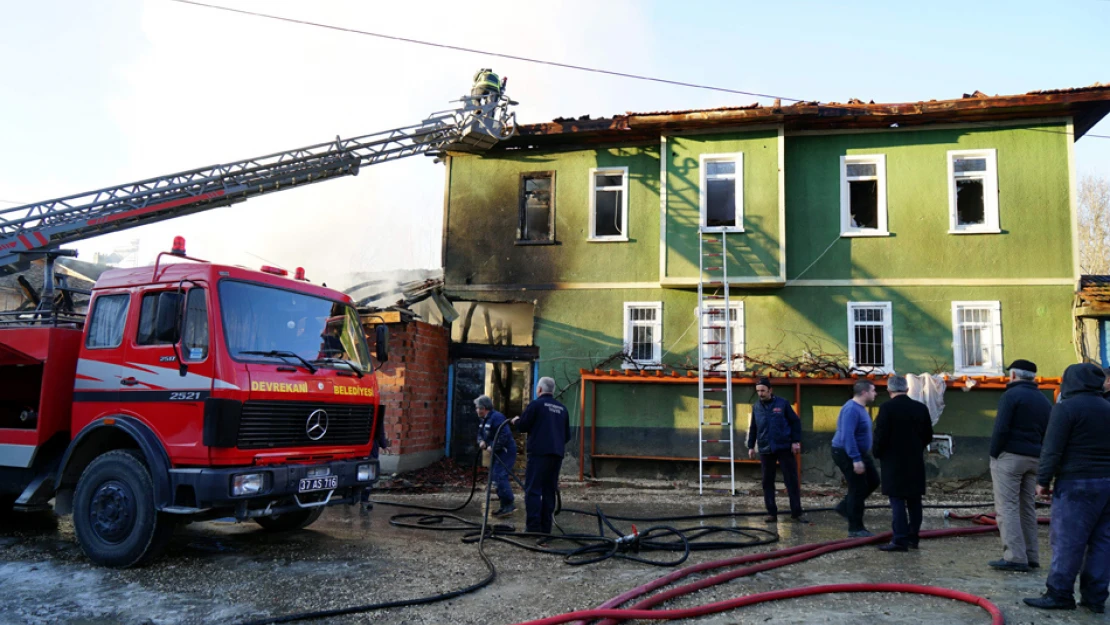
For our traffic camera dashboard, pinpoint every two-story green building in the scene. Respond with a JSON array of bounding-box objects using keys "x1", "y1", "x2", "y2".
[{"x1": 440, "y1": 85, "x2": 1110, "y2": 482}]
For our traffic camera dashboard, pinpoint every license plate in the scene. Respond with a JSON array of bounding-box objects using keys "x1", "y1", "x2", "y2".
[{"x1": 298, "y1": 475, "x2": 337, "y2": 492}]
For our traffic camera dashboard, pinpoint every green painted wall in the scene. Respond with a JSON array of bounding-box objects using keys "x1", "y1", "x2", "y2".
[
  {"x1": 664, "y1": 130, "x2": 782, "y2": 280},
  {"x1": 785, "y1": 122, "x2": 1073, "y2": 280},
  {"x1": 446, "y1": 122, "x2": 1072, "y2": 285},
  {"x1": 442, "y1": 120, "x2": 1079, "y2": 477},
  {"x1": 444, "y1": 146, "x2": 660, "y2": 286},
  {"x1": 454, "y1": 285, "x2": 1074, "y2": 440}
]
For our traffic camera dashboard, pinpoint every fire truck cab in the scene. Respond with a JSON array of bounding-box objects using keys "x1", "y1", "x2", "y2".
[{"x1": 0, "y1": 240, "x2": 386, "y2": 567}]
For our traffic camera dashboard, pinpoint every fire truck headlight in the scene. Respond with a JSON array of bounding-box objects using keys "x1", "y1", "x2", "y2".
[
  {"x1": 232, "y1": 473, "x2": 264, "y2": 496},
  {"x1": 357, "y1": 463, "x2": 376, "y2": 482}
]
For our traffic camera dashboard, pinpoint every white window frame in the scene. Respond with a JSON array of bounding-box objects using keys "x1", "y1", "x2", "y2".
[
  {"x1": 840, "y1": 154, "x2": 888, "y2": 237},
  {"x1": 588, "y1": 166, "x2": 630, "y2": 242},
  {"x1": 695, "y1": 301, "x2": 745, "y2": 371},
  {"x1": 947, "y1": 149, "x2": 1000, "y2": 234},
  {"x1": 622, "y1": 301, "x2": 662, "y2": 368},
  {"x1": 951, "y1": 301, "x2": 1003, "y2": 374},
  {"x1": 847, "y1": 302, "x2": 894, "y2": 374},
  {"x1": 699, "y1": 153, "x2": 744, "y2": 233}
]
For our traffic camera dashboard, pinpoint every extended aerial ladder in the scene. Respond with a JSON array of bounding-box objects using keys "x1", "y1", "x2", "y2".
[{"x1": 0, "y1": 88, "x2": 517, "y2": 271}]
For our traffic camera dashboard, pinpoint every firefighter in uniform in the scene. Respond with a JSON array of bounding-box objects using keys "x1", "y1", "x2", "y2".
[
  {"x1": 475, "y1": 394, "x2": 517, "y2": 517},
  {"x1": 512, "y1": 376, "x2": 570, "y2": 540},
  {"x1": 470, "y1": 68, "x2": 503, "y2": 104}
]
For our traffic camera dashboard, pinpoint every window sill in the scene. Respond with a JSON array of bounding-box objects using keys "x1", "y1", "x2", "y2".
[
  {"x1": 948, "y1": 228, "x2": 1002, "y2": 235},
  {"x1": 954, "y1": 368, "x2": 1004, "y2": 376},
  {"x1": 588, "y1": 237, "x2": 630, "y2": 243},
  {"x1": 853, "y1": 367, "x2": 893, "y2": 375},
  {"x1": 700, "y1": 227, "x2": 745, "y2": 234},
  {"x1": 514, "y1": 240, "x2": 559, "y2": 246},
  {"x1": 621, "y1": 363, "x2": 663, "y2": 370},
  {"x1": 841, "y1": 230, "x2": 890, "y2": 238}
]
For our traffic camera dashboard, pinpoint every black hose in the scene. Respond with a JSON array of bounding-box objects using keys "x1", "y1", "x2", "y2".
[
  {"x1": 378, "y1": 422, "x2": 780, "y2": 567},
  {"x1": 555, "y1": 500, "x2": 1006, "y2": 524},
  {"x1": 234, "y1": 436, "x2": 505, "y2": 625},
  {"x1": 233, "y1": 417, "x2": 1017, "y2": 624}
]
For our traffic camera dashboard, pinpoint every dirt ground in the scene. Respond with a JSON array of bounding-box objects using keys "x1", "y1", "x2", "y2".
[{"x1": 0, "y1": 478, "x2": 1103, "y2": 625}]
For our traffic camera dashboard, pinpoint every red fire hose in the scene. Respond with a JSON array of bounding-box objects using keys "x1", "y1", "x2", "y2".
[
  {"x1": 513, "y1": 518, "x2": 1051, "y2": 625},
  {"x1": 513, "y1": 583, "x2": 1004, "y2": 625}
]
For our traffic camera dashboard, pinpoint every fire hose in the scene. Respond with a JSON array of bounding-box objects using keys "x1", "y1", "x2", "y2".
[
  {"x1": 510, "y1": 515, "x2": 1051, "y2": 625},
  {"x1": 236, "y1": 418, "x2": 1038, "y2": 624},
  {"x1": 516, "y1": 584, "x2": 1005, "y2": 625}
]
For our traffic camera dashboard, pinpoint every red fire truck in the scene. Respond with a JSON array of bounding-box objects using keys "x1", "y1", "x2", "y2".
[{"x1": 0, "y1": 75, "x2": 515, "y2": 567}]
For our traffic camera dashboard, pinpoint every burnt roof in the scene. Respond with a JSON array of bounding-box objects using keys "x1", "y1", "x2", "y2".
[
  {"x1": 499, "y1": 83, "x2": 1110, "y2": 151},
  {"x1": 1079, "y1": 275, "x2": 1110, "y2": 308}
]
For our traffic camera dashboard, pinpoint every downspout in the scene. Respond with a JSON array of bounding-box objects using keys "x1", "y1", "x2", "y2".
[{"x1": 445, "y1": 363, "x2": 455, "y2": 457}]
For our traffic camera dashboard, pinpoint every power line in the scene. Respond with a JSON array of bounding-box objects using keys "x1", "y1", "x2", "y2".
[
  {"x1": 0, "y1": 199, "x2": 27, "y2": 206},
  {"x1": 168, "y1": 1, "x2": 1110, "y2": 142},
  {"x1": 167, "y1": 0, "x2": 804, "y2": 103}
]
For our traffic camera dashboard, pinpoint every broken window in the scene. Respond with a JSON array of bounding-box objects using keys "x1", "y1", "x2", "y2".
[
  {"x1": 589, "y1": 167, "x2": 628, "y2": 241},
  {"x1": 840, "y1": 155, "x2": 887, "y2": 236},
  {"x1": 952, "y1": 301, "x2": 1003, "y2": 373},
  {"x1": 848, "y1": 302, "x2": 893, "y2": 373},
  {"x1": 698, "y1": 301, "x2": 744, "y2": 371},
  {"x1": 948, "y1": 150, "x2": 999, "y2": 233},
  {"x1": 701, "y1": 154, "x2": 743, "y2": 230},
  {"x1": 451, "y1": 301, "x2": 535, "y2": 346},
  {"x1": 623, "y1": 302, "x2": 662, "y2": 367},
  {"x1": 518, "y1": 171, "x2": 555, "y2": 243}
]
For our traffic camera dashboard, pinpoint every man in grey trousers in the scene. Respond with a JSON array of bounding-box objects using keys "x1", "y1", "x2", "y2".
[{"x1": 988, "y1": 359, "x2": 1052, "y2": 572}]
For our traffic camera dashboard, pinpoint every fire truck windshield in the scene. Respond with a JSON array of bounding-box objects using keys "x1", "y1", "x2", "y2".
[{"x1": 219, "y1": 280, "x2": 372, "y2": 372}]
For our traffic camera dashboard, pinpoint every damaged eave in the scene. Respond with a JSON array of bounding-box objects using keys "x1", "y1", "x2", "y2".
[
  {"x1": 516, "y1": 116, "x2": 630, "y2": 137},
  {"x1": 1075, "y1": 275, "x2": 1110, "y2": 316},
  {"x1": 498, "y1": 84, "x2": 1110, "y2": 150}
]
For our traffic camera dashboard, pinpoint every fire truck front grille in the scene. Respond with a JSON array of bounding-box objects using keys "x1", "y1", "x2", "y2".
[{"x1": 237, "y1": 401, "x2": 373, "y2": 450}]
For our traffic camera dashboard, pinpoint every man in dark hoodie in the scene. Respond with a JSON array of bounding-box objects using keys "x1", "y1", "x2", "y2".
[
  {"x1": 746, "y1": 377, "x2": 806, "y2": 523},
  {"x1": 988, "y1": 359, "x2": 1052, "y2": 572},
  {"x1": 1024, "y1": 363, "x2": 1110, "y2": 614}
]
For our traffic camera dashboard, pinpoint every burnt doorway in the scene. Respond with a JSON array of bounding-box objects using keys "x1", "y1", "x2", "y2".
[
  {"x1": 448, "y1": 300, "x2": 538, "y2": 462},
  {"x1": 448, "y1": 344, "x2": 539, "y2": 462}
]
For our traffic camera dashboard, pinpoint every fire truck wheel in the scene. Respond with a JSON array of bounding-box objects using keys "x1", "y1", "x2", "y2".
[
  {"x1": 253, "y1": 507, "x2": 324, "y2": 532},
  {"x1": 73, "y1": 449, "x2": 176, "y2": 568}
]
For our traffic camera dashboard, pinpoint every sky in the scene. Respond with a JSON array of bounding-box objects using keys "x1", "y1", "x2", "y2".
[{"x1": 1, "y1": 0, "x2": 1108, "y2": 289}]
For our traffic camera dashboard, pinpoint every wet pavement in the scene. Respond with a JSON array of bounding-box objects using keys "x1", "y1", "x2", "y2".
[{"x1": 0, "y1": 483, "x2": 1104, "y2": 624}]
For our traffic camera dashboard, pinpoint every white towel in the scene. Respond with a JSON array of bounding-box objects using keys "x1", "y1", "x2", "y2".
[{"x1": 905, "y1": 373, "x2": 947, "y2": 426}]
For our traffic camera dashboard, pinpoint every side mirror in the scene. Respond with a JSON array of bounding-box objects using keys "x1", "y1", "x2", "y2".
[{"x1": 375, "y1": 325, "x2": 389, "y2": 363}]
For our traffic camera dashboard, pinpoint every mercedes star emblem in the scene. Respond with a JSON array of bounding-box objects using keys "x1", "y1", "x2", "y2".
[{"x1": 305, "y1": 409, "x2": 329, "y2": 441}]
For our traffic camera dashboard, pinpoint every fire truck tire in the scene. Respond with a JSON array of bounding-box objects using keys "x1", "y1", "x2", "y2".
[
  {"x1": 253, "y1": 507, "x2": 325, "y2": 532},
  {"x1": 72, "y1": 449, "x2": 176, "y2": 568}
]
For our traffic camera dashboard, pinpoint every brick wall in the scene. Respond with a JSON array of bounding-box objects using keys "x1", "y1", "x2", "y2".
[{"x1": 375, "y1": 320, "x2": 449, "y2": 471}]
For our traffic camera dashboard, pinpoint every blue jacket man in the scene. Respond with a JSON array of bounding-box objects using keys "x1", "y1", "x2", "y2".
[
  {"x1": 475, "y1": 395, "x2": 517, "y2": 518},
  {"x1": 746, "y1": 377, "x2": 805, "y2": 523},
  {"x1": 512, "y1": 377, "x2": 570, "y2": 539},
  {"x1": 831, "y1": 379, "x2": 881, "y2": 537}
]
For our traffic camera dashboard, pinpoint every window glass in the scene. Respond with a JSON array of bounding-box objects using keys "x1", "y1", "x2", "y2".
[
  {"x1": 182, "y1": 288, "x2": 209, "y2": 361},
  {"x1": 86, "y1": 294, "x2": 129, "y2": 349}
]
